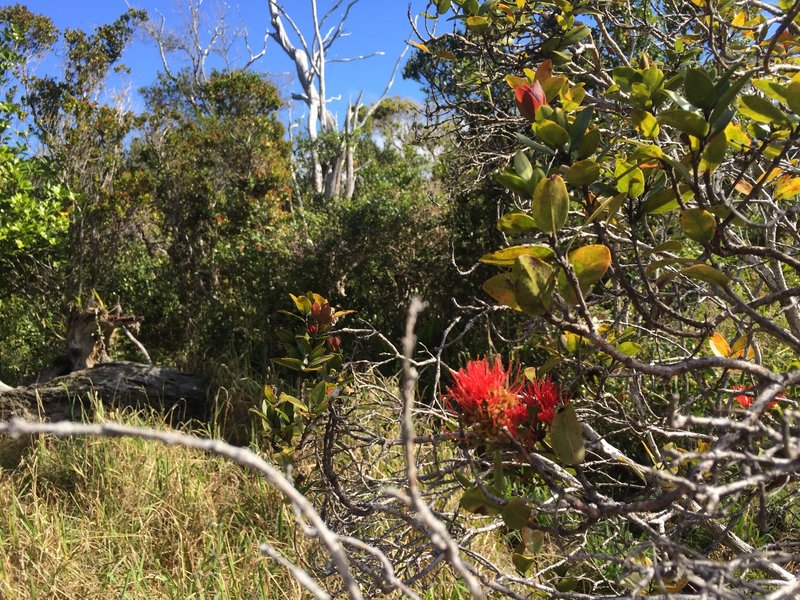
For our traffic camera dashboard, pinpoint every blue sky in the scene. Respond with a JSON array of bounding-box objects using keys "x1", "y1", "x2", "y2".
[{"x1": 21, "y1": 0, "x2": 427, "y2": 118}]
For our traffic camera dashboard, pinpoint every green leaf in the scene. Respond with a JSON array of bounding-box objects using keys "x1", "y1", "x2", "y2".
[
  {"x1": 558, "y1": 244, "x2": 611, "y2": 305},
  {"x1": 550, "y1": 404, "x2": 585, "y2": 466},
  {"x1": 513, "y1": 255, "x2": 554, "y2": 315},
  {"x1": 532, "y1": 120, "x2": 570, "y2": 148},
  {"x1": 514, "y1": 132, "x2": 557, "y2": 156},
  {"x1": 531, "y1": 175, "x2": 570, "y2": 233},
  {"x1": 680, "y1": 208, "x2": 716, "y2": 243},
  {"x1": 710, "y1": 71, "x2": 753, "y2": 125},
  {"x1": 616, "y1": 341, "x2": 641, "y2": 357},
  {"x1": 512, "y1": 550, "x2": 536, "y2": 576},
  {"x1": 700, "y1": 132, "x2": 727, "y2": 173},
  {"x1": 502, "y1": 498, "x2": 531, "y2": 530},
  {"x1": 658, "y1": 109, "x2": 709, "y2": 138},
  {"x1": 646, "y1": 240, "x2": 683, "y2": 255},
  {"x1": 642, "y1": 185, "x2": 694, "y2": 215},
  {"x1": 786, "y1": 81, "x2": 800, "y2": 114},
  {"x1": 494, "y1": 171, "x2": 532, "y2": 196},
  {"x1": 498, "y1": 212, "x2": 537, "y2": 234},
  {"x1": 483, "y1": 274, "x2": 520, "y2": 310},
  {"x1": 460, "y1": 485, "x2": 501, "y2": 515},
  {"x1": 752, "y1": 79, "x2": 789, "y2": 104},
  {"x1": 435, "y1": 0, "x2": 451, "y2": 13},
  {"x1": 569, "y1": 107, "x2": 593, "y2": 149},
  {"x1": 273, "y1": 357, "x2": 304, "y2": 370},
  {"x1": 684, "y1": 68, "x2": 716, "y2": 110},
  {"x1": 632, "y1": 109, "x2": 660, "y2": 139},
  {"x1": 513, "y1": 150, "x2": 533, "y2": 181},
  {"x1": 662, "y1": 89, "x2": 694, "y2": 111},
  {"x1": 289, "y1": 293, "x2": 312, "y2": 314},
  {"x1": 585, "y1": 193, "x2": 625, "y2": 225},
  {"x1": 278, "y1": 393, "x2": 309, "y2": 414},
  {"x1": 479, "y1": 244, "x2": 555, "y2": 266},
  {"x1": 576, "y1": 126, "x2": 601, "y2": 159},
  {"x1": 680, "y1": 264, "x2": 730, "y2": 285},
  {"x1": 738, "y1": 94, "x2": 791, "y2": 127},
  {"x1": 565, "y1": 159, "x2": 600, "y2": 186},
  {"x1": 615, "y1": 160, "x2": 645, "y2": 198},
  {"x1": 561, "y1": 24, "x2": 590, "y2": 47}
]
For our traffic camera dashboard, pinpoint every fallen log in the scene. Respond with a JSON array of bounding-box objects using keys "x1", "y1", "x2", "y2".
[{"x1": 0, "y1": 361, "x2": 208, "y2": 422}]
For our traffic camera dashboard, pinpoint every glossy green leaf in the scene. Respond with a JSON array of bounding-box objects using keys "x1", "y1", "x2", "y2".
[
  {"x1": 498, "y1": 211, "x2": 537, "y2": 234},
  {"x1": 479, "y1": 244, "x2": 555, "y2": 266},
  {"x1": 435, "y1": 0, "x2": 451, "y2": 14},
  {"x1": 710, "y1": 71, "x2": 753, "y2": 125},
  {"x1": 615, "y1": 160, "x2": 645, "y2": 198},
  {"x1": 569, "y1": 106, "x2": 593, "y2": 149},
  {"x1": 495, "y1": 171, "x2": 533, "y2": 196},
  {"x1": 658, "y1": 109, "x2": 709, "y2": 138},
  {"x1": 632, "y1": 109, "x2": 660, "y2": 138},
  {"x1": 483, "y1": 274, "x2": 520, "y2": 310},
  {"x1": 700, "y1": 132, "x2": 727, "y2": 173},
  {"x1": 565, "y1": 159, "x2": 600, "y2": 186},
  {"x1": 680, "y1": 208, "x2": 716, "y2": 243},
  {"x1": 502, "y1": 498, "x2": 531, "y2": 530},
  {"x1": 575, "y1": 126, "x2": 600, "y2": 159},
  {"x1": 752, "y1": 79, "x2": 789, "y2": 104},
  {"x1": 531, "y1": 175, "x2": 570, "y2": 233},
  {"x1": 738, "y1": 94, "x2": 791, "y2": 126},
  {"x1": 514, "y1": 132, "x2": 557, "y2": 156},
  {"x1": 558, "y1": 244, "x2": 611, "y2": 305},
  {"x1": 684, "y1": 68, "x2": 716, "y2": 110},
  {"x1": 786, "y1": 81, "x2": 800, "y2": 114},
  {"x1": 550, "y1": 404, "x2": 585, "y2": 465},
  {"x1": 513, "y1": 255, "x2": 554, "y2": 315},
  {"x1": 680, "y1": 264, "x2": 730, "y2": 285},
  {"x1": 513, "y1": 150, "x2": 533, "y2": 181},
  {"x1": 642, "y1": 185, "x2": 693, "y2": 214},
  {"x1": 532, "y1": 120, "x2": 570, "y2": 148},
  {"x1": 289, "y1": 293, "x2": 312, "y2": 314}
]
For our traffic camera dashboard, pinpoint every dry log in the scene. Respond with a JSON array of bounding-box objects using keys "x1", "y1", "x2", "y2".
[{"x1": 0, "y1": 361, "x2": 208, "y2": 422}]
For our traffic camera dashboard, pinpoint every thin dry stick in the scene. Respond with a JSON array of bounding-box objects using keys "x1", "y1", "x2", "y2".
[
  {"x1": 0, "y1": 418, "x2": 364, "y2": 600},
  {"x1": 259, "y1": 542, "x2": 331, "y2": 600},
  {"x1": 399, "y1": 297, "x2": 486, "y2": 599}
]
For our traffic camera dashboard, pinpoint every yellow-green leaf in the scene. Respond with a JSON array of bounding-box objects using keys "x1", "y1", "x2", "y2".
[
  {"x1": 531, "y1": 175, "x2": 570, "y2": 233},
  {"x1": 680, "y1": 264, "x2": 730, "y2": 285},
  {"x1": 513, "y1": 255, "x2": 554, "y2": 315},
  {"x1": 550, "y1": 404, "x2": 585, "y2": 465},
  {"x1": 483, "y1": 274, "x2": 520, "y2": 310},
  {"x1": 480, "y1": 244, "x2": 555, "y2": 266},
  {"x1": 658, "y1": 109, "x2": 710, "y2": 138},
  {"x1": 632, "y1": 109, "x2": 660, "y2": 138},
  {"x1": 565, "y1": 159, "x2": 600, "y2": 186},
  {"x1": 533, "y1": 120, "x2": 570, "y2": 148},
  {"x1": 558, "y1": 244, "x2": 611, "y2": 305},
  {"x1": 680, "y1": 208, "x2": 716, "y2": 243},
  {"x1": 738, "y1": 94, "x2": 791, "y2": 127},
  {"x1": 502, "y1": 497, "x2": 531, "y2": 530},
  {"x1": 498, "y1": 212, "x2": 537, "y2": 234}
]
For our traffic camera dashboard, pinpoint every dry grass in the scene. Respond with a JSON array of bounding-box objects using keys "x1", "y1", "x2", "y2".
[{"x1": 0, "y1": 408, "x2": 317, "y2": 600}]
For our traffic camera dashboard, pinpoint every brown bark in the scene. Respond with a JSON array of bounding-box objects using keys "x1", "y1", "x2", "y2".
[{"x1": 0, "y1": 361, "x2": 207, "y2": 423}]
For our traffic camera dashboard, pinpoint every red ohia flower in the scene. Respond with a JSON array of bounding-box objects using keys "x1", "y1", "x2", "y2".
[
  {"x1": 444, "y1": 357, "x2": 565, "y2": 448},
  {"x1": 444, "y1": 357, "x2": 520, "y2": 431},
  {"x1": 514, "y1": 80, "x2": 547, "y2": 122}
]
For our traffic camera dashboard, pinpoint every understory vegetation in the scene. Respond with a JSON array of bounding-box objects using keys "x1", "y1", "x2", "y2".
[{"x1": 2, "y1": 0, "x2": 800, "y2": 598}]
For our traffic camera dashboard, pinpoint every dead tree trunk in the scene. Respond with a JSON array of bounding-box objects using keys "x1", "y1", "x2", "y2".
[
  {"x1": 1, "y1": 302, "x2": 207, "y2": 423},
  {"x1": 0, "y1": 362, "x2": 207, "y2": 422}
]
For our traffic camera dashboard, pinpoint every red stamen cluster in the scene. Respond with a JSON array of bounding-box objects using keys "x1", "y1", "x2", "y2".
[{"x1": 444, "y1": 357, "x2": 565, "y2": 448}]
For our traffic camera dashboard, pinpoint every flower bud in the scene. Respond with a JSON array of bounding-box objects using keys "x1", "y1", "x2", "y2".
[{"x1": 514, "y1": 80, "x2": 547, "y2": 122}]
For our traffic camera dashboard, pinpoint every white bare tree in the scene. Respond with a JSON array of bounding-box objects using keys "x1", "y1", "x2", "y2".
[{"x1": 266, "y1": 0, "x2": 408, "y2": 199}]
